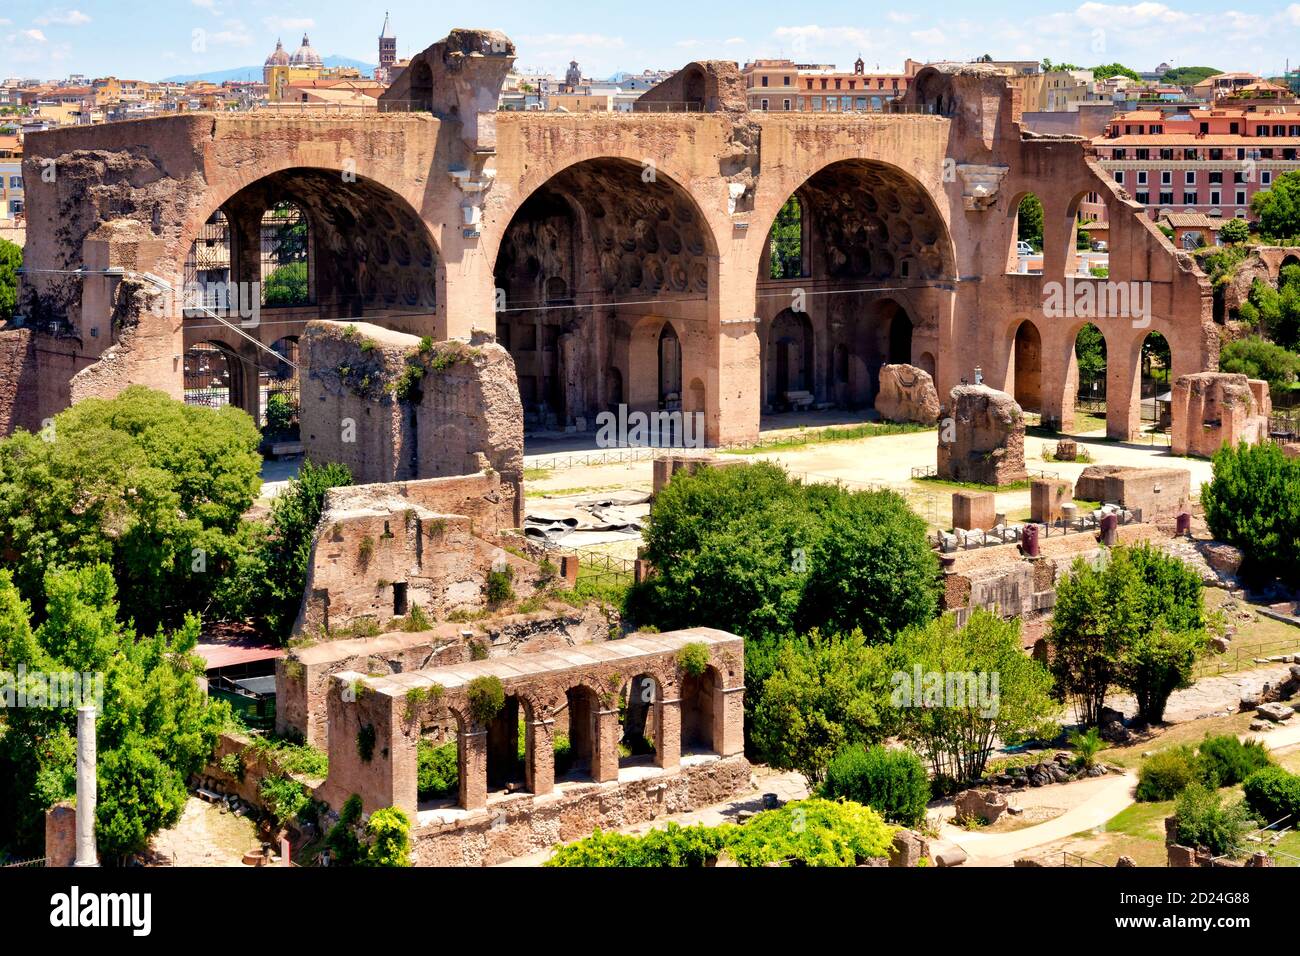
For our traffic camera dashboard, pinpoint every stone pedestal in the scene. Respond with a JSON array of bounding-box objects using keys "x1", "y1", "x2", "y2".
[
  {"x1": 952, "y1": 491, "x2": 996, "y2": 531},
  {"x1": 1030, "y1": 479, "x2": 1072, "y2": 524}
]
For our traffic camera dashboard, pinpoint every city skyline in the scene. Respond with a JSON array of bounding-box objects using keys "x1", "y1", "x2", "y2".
[{"x1": 2, "y1": 0, "x2": 1300, "y2": 83}]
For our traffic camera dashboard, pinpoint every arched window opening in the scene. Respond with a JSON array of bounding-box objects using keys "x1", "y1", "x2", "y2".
[
  {"x1": 768, "y1": 195, "x2": 804, "y2": 279},
  {"x1": 260, "y1": 200, "x2": 311, "y2": 307}
]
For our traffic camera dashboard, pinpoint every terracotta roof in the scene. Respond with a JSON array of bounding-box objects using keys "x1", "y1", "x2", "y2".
[
  {"x1": 195, "y1": 641, "x2": 285, "y2": 671},
  {"x1": 1096, "y1": 135, "x2": 1300, "y2": 146},
  {"x1": 1160, "y1": 211, "x2": 1219, "y2": 229}
]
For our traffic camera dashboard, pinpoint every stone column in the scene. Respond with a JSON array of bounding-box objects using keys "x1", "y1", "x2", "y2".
[
  {"x1": 526, "y1": 717, "x2": 555, "y2": 796},
  {"x1": 74, "y1": 705, "x2": 97, "y2": 867},
  {"x1": 1106, "y1": 334, "x2": 1141, "y2": 441},
  {"x1": 591, "y1": 707, "x2": 620, "y2": 783},
  {"x1": 654, "y1": 696, "x2": 681, "y2": 770},
  {"x1": 458, "y1": 726, "x2": 488, "y2": 810}
]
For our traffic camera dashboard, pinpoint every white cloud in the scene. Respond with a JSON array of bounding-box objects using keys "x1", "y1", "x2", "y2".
[
  {"x1": 1073, "y1": 2, "x2": 1193, "y2": 27},
  {"x1": 192, "y1": 0, "x2": 219, "y2": 10},
  {"x1": 20, "y1": 29, "x2": 47, "y2": 43},
  {"x1": 264, "y1": 16, "x2": 315, "y2": 33},
  {"x1": 675, "y1": 39, "x2": 702, "y2": 49},
  {"x1": 724, "y1": 37, "x2": 746, "y2": 46},
  {"x1": 34, "y1": 10, "x2": 91, "y2": 27},
  {"x1": 209, "y1": 19, "x2": 253, "y2": 47}
]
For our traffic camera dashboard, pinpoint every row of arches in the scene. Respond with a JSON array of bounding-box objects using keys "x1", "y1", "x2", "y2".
[
  {"x1": 1008, "y1": 191, "x2": 1108, "y2": 276},
  {"x1": 420, "y1": 665, "x2": 728, "y2": 811},
  {"x1": 182, "y1": 336, "x2": 300, "y2": 433}
]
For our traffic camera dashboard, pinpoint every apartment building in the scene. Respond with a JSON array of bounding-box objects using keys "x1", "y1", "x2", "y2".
[
  {"x1": 1094, "y1": 102, "x2": 1300, "y2": 221},
  {"x1": 742, "y1": 57, "x2": 919, "y2": 112}
]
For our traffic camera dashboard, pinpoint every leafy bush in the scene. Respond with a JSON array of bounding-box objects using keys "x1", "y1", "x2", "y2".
[
  {"x1": 725, "y1": 799, "x2": 894, "y2": 867},
  {"x1": 544, "y1": 798, "x2": 893, "y2": 867},
  {"x1": 1202, "y1": 442, "x2": 1300, "y2": 587},
  {"x1": 1136, "y1": 746, "x2": 1208, "y2": 802},
  {"x1": 1217, "y1": 217, "x2": 1251, "y2": 244},
  {"x1": 356, "y1": 725, "x2": 376, "y2": 763},
  {"x1": 821, "y1": 744, "x2": 930, "y2": 827},
  {"x1": 1219, "y1": 337, "x2": 1300, "y2": 401},
  {"x1": 676, "y1": 641, "x2": 710, "y2": 677},
  {"x1": 1174, "y1": 782, "x2": 1253, "y2": 858},
  {"x1": 324, "y1": 795, "x2": 365, "y2": 866},
  {"x1": 1198, "y1": 734, "x2": 1273, "y2": 787},
  {"x1": 1252, "y1": 169, "x2": 1300, "y2": 244},
  {"x1": 263, "y1": 391, "x2": 296, "y2": 438},
  {"x1": 259, "y1": 775, "x2": 310, "y2": 828},
  {"x1": 751, "y1": 631, "x2": 892, "y2": 782},
  {"x1": 1243, "y1": 766, "x2": 1300, "y2": 826},
  {"x1": 486, "y1": 566, "x2": 515, "y2": 604},
  {"x1": 364, "y1": 806, "x2": 412, "y2": 866},
  {"x1": 1068, "y1": 727, "x2": 1105, "y2": 769},
  {"x1": 417, "y1": 740, "x2": 459, "y2": 800},
  {"x1": 467, "y1": 675, "x2": 506, "y2": 726},
  {"x1": 0, "y1": 237, "x2": 19, "y2": 323}
]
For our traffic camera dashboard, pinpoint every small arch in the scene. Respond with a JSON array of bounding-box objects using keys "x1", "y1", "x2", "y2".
[
  {"x1": 260, "y1": 335, "x2": 300, "y2": 437},
  {"x1": 918, "y1": 351, "x2": 936, "y2": 377},
  {"x1": 486, "y1": 694, "x2": 529, "y2": 793},
  {"x1": 1011, "y1": 320, "x2": 1043, "y2": 413},
  {"x1": 888, "y1": 311, "x2": 914, "y2": 366},
  {"x1": 562, "y1": 685, "x2": 601, "y2": 781},
  {"x1": 618, "y1": 673, "x2": 660, "y2": 768},
  {"x1": 658, "y1": 323, "x2": 682, "y2": 410},
  {"x1": 1008, "y1": 192, "x2": 1044, "y2": 274},
  {"x1": 680, "y1": 664, "x2": 723, "y2": 755},
  {"x1": 183, "y1": 341, "x2": 238, "y2": 411},
  {"x1": 1140, "y1": 331, "x2": 1172, "y2": 433},
  {"x1": 767, "y1": 195, "x2": 805, "y2": 279},
  {"x1": 1071, "y1": 322, "x2": 1108, "y2": 435}
]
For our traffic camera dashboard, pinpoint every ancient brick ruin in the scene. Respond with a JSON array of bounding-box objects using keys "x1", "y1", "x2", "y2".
[
  {"x1": 1170, "y1": 371, "x2": 1272, "y2": 458},
  {"x1": 937, "y1": 384, "x2": 1027, "y2": 486},
  {"x1": 2, "y1": 29, "x2": 1220, "y2": 447}
]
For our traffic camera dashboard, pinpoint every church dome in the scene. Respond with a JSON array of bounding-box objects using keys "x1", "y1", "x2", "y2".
[
  {"x1": 264, "y1": 39, "x2": 290, "y2": 67},
  {"x1": 291, "y1": 34, "x2": 323, "y2": 68}
]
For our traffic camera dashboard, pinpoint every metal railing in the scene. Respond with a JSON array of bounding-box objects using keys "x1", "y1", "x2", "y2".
[
  {"x1": 1194, "y1": 634, "x2": 1300, "y2": 678},
  {"x1": 1061, "y1": 850, "x2": 1107, "y2": 867}
]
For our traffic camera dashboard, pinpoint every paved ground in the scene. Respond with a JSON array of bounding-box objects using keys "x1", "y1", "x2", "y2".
[
  {"x1": 146, "y1": 796, "x2": 263, "y2": 866},
  {"x1": 1107, "y1": 662, "x2": 1299, "y2": 724}
]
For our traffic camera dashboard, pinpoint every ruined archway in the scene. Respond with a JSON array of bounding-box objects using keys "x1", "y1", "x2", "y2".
[
  {"x1": 1069, "y1": 322, "x2": 1108, "y2": 436},
  {"x1": 183, "y1": 341, "x2": 238, "y2": 411},
  {"x1": 493, "y1": 157, "x2": 716, "y2": 438},
  {"x1": 1011, "y1": 320, "x2": 1043, "y2": 414},
  {"x1": 756, "y1": 159, "x2": 954, "y2": 415}
]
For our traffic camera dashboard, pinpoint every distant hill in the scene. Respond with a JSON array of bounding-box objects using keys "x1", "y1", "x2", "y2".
[{"x1": 161, "y1": 55, "x2": 376, "y2": 84}]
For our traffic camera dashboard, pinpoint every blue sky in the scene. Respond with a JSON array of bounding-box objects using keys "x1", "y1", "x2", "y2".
[{"x1": 1, "y1": 0, "x2": 1298, "y2": 81}]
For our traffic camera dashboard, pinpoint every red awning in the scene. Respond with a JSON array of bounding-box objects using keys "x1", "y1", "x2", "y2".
[{"x1": 196, "y1": 643, "x2": 286, "y2": 671}]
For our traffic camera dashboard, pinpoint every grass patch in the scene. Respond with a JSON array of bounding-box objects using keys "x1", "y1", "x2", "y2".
[
  {"x1": 1105, "y1": 799, "x2": 1173, "y2": 838},
  {"x1": 523, "y1": 467, "x2": 553, "y2": 482},
  {"x1": 914, "y1": 475, "x2": 1033, "y2": 493},
  {"x1": 1099, "y1": 710, "x2": 1260, "y2": 770},
  {"x1": 720, "y1": 421, "x2": 933, "y2": 456},
  {"x1": 524, "y1": 484, "x2": 626, "y2": 499}
]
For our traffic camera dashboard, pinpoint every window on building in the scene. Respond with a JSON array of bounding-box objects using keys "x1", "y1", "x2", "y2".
[
  {"x1": 1160, "y1": 191, "x2": 1174, "y2": 205},
  {"x1": 1229, "y1": 122, "x2": 1239, "y2": 134},
  {"x1": 1160, "y1": 148, "x2": 1173, "y2": 160},
  {"x1": 761, "y1": 76, "x2": 769, "y2": 87},
  {"x1": 1210, "y1": 190, "x2": 1221, "y2": 205},
  {"x1": 1114, "y1": 171, "x2": 1125, "y2": 184},
  {"x1": 1183, "y1": 191, "x2": 1197, "y2": 204},
  {"x1": 783, "y1": 76, "x2": 790, "y2": 86},
  {"x1": 1136, "y1": 148, "x2": 1150, "y2": 160},
  {"x1": 1113, "y1": 148, "x2": 1127, "y2": 159},
  {"x1": 1209, "y1": 148, "x2": 1223, "y2": 160},
  {"x1": 1262, "y1": 170, "x2": 1273, "y2": 185},
  {"x1": 783, "y1": 98, "x2": 791, "y2": 111},
  {"x1": 811, "y1": 96, "x2": 821, "y2": 110},
  {"x1": 761, "y1": 98, "x2": 769, "y2": 111},
  {"x1": 1137, "y1": 171, "x2": 1148, "y2": 185},
  {"x1": 1184, "y1": 149, "x2": 1198, "y2": 160},
  {"x1": 1234, "y1": 171, "x2": 1245, "y2": 183},
  {"x1": 1161, "y1": 170, "x2": 1172, "y2": 185},
  {"x1": 1185, "y1": 170, "x2": 1196, "y2": 185},
  {"x1": 1136, "y1": 191, "x2": 1150, "y2": 204},
  {"x1": 1236, "y1": 190, "x2": 1247, "y2": 205},
  {"x1": 1209, "y1": 171, "x2": 1223, "y2": 184},
  {"x1": 1200, "y1": 122, "x2": 1209, "y2": 133}
]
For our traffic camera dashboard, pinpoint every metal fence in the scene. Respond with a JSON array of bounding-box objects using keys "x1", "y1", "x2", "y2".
[
  {"x1": 1193, "y1": 634, "x2": 1300, "y2": 678},
  {"x1": 1061, "y1": 851, "x2": 1107, "y2": 867}
]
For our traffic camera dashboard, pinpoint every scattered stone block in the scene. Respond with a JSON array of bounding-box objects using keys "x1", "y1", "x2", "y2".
[
  {"x1": 1256, "y1": 701, "x2": 1294, "y2": 723},
  {"x1": 1030, "y1": 478, "x2": 1072, "y2": 524},
  {"x1": 952, "y1": 491, "x2": 996, "y2": 531},
  {"x1": 888, "y1": 829, "x2": 929, "y2": 867},
  {"x1": 1054, "y1": 439, "x2": 1078, "y2": 461},
  {"x1": 936, "y1": 384, "x2": 1028, "y2": 486},
  {"x1": 954, "y1": 788, "x2": 1008, "y2": 825},
  {"x1": 875, "y1": 363, "x2": 940, "y2": 425}
]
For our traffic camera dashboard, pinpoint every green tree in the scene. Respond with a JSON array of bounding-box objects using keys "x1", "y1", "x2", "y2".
[
  {"x1": 750, "y1": 630, "x2": 893, "y2": 783},
  {"x1": 1075, "y1": 323, "x2": 1107, "y2": 383},
  {"x1": 1174, "y1": 783, "x2": 1253, "y2": 858},
  {"x1": 1217, "y1": 217, "x2": 1250, "y2": 244},
  {"x1": 889, "y1": 609, "x2": 1058, "y2": 784},
  {"x1": 263, "y1": 261, "x2": 309, "y2": 307},
  {"x1": 1219, "y1": 336, "x2": 1300, "y2": 401},
  {"x1": 1237, "y1": 267, "x2": 1300, "y2": 349},
  {"x1": 1048, "y1": 545, "x2": 1209, "y2": 725},
  {"x1": 822, "y1": 743, "x2": 930, "y2": 826},
  {"x1": 0, "y1": 237, "x2": 20, "y2": 323},
  {"x1": 244, "y1": 458, "x2": 351, "y2": 639},
  {"x1": 1091, "y1": 63, "x2": 1141, "y2": 82},
  {"x1": 1160, "y1": 66, "x2": 1221, "y2": 86},
  {"x1": 768, "y1": 196, "x2": 803, "y2": 279},
  {"x1": 1252, "y1": 170, "x2": 1300, "y2": 242},
  {"x1": 1017, "y1": 194, "x2": 1044, "y2": 250},
  {"x1": 1202, "y1": 442, "x2": 1300, "y2": 586},
  {"x1": 0, "y1": 386, "x2": 263, "y2": 633},
  {"x1": 796, "y1": 485, "x2": 939, "y2": 641},
  {"x1": 0, "y1": 565, "x2": 226, "y2": 859}
]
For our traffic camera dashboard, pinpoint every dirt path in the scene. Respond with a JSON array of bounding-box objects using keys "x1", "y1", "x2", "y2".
[{"x1": 146, "y1": 796, "x2": 263, "y2": 867}]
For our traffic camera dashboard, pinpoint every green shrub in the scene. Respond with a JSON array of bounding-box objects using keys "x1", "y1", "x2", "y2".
[
  {"x1": 726, "y1": 798, "x2": 894, "y2": 867},
  {"x1": 1202, "y1": 442, "x2": 1300, "y2": 587},
  {"x1": 1217, "y1": 217, "x2": 1251, "y2": 244},
  {"x1": 259, "y1": 775, "x2": 309, "y2": 828},
  {"x1": 821, "y1": 744, "x2": 930, "y2": 827},
  {"x1": 1068, "y1": 727, "x2": 1105, "y2": 769},
  {"x1": 1136, "y1": 746, "x2": 1208, "y2": 802},
  {"x1": 487, "y1": 566, "x2": 515, "y2": 604},
  {"x1": 356, "y1": 724, "x2": 376, "y2": 763},
  {"x1": 263, "y1": 391, "x2": 296, "y2": 438},
  {"x1": 1174, "y1": 782, "x2": 1253, "y2": 858},
  {"x1": 676, "y1": 641, "x2": 710, "y2": 677},
  {"x1": 1198, "y1": 734, "x2": 1273, "y2": 787},
  {"x1": 1243, "y1": 766, "x2": 1300, "y2": 826},
  {"x1": 324, "y1": 794, "x2": 364, "y2": 866},
  {"x1": 1219, "y1": 336, "x2": 1300, "y2": 400},
  {"x1": 364, "y1": 806, "x2": 412, "y2": 867},
  {"x1": 467, "y1": 675, "x2": 506, "y2": 726},
  {"x1": 544, "y1": 798, "x2": 894, "y2": 867},
  {"x1": 417, "y1": 740, "x2": 459, "y2": 800}
]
